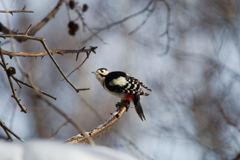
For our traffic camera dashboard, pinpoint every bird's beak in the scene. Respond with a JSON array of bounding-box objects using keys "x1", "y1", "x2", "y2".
[{"x1": 92, "y1": 71, "x2": 96, "y2": 74}]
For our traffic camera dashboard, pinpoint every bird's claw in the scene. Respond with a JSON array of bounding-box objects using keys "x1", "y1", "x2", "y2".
[{"x1": 115, "y1": 99, "x2": 130, "y2": 112}]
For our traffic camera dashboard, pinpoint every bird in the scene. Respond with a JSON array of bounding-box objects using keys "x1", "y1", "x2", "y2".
[{"x1": 92, "y1": 68, "x2": 152, "y2": 121}]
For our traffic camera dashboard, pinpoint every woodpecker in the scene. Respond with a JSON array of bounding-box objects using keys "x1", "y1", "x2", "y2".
[{"x1": 92, "y1": 68, "x2": 152, "y2": 121}]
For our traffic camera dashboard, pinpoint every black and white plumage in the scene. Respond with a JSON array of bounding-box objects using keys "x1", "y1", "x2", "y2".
[{"x1": 92, "y1": 68, "x2": 152, "y2": 121}]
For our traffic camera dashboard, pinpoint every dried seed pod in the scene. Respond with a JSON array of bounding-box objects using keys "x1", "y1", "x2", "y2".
[
  {"x1": 82, "y1": 4, "x2": 88, "y2": 12},
  {"x1": 7, "y1": 67, "x2": 16, "y2": 76},
  {"x1": 69, "y1": 0, "x2": 75, "y2": 9}
]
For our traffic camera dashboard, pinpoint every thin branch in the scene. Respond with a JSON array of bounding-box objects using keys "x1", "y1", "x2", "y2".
[
  {"x1": 74, "y1": 8, "x2": 106, "y2": 44},
  {"x1": 215, "y1": 101, "x2": 239, "y2": 130},
  {"x1": 27, "y1": 0, "x2": 65, "y2": 38},
  {"x1": 11, "y1": 76, "x2": 56, "y2": 100},
  {"x1": 82, "y1": 0, "x2": 155, "y2": 44},
  {"x1": 1, "y1": 47, "x2": 97, "y2": 57},
  {"x1": 66, "y1": 46, "x2": 97, "y2": 78},
  {"x1": 129, "y1": 0, "x2": 157, "y2": 35},
  {"x1": 12, "y1": 76, "x2": 22, "y2": 88},
  {"x1": 24, "y1": 23, "x2": 33, "y2": 35},
  {"x1": 50, "y1": 121, "x2": 69, "y2": 140},
  {"x1": 0, "y1": 119, "x2": 25, "y2": 142},
  {"x1": 78, "y1": 95, "x2": 153, "y2": 160},
  {"x1": 0, "y1": 30, "x2": 90, "y2": 92},
  {"x1": 158, "y1": 0, "x2": 172, "y2": 56},
  {"x1": 65, "y1": 100, "x2": 130, "y2": 144},
  {"x1": 40, "y1": 39, "x2": 89, "y2": 92},
  {"x1": 0, "y1": 48, "x2": 28, "y2": 113},
  {"x1": 0, "y1": 5, "x2": 34, "y2": 15},
  {"x1": 27, "y1": 72, "x2": 95, "y2": 145},
  {"x1": 0, "y1": 0, "x2": 64, "y2": 42},
  {"x1": 1, "y1": 125, "x2": 13, "y2": 141}
]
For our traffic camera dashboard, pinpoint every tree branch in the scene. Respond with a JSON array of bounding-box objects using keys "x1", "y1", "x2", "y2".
[
  {"x1": 0, "y1": 25, "x2": 92, "y2": 93},
  {"x1": 0, "y1": 119, "x2": 25, "y2": 142},
  {"x1": 50, "y1": 121, "x2": 69, "y2": 140},
  {"x1": 11, "y1": 75, "x2": 56, "y2": 100},
  {"x1": 129, "y1": 0, "x2": 157, "y2": 35},
  {"x1": 1, "y1": 47, "x2": 97, "y2": 57},
  {"x1": 0, "y1": 5, "x2": 33, "y2": 15},
  {"x1": 78, "y1": 95, "x2": 153, "y2": 160},
  {"x1": 65, "y1": 100, "x2": 130, "y2": 144},
  {"x1": 27, "y1": 72, "x2": 95, "y2": 145},
  {"x1": 82, "y1": 0, "x2": 155, "y2": 44},
  {"x1": 66, "y1": 46, "x2": 97, "y2": 78},
  {"x1": 0, "y1": 48, "x2": 28, "y2": 113},
  {"x1": 27, "y1": 0, "x2": 65, "y2": 37},
  {"x1": 0, "y1": 0, "x2": 64, "y2": 42},
  {"x1": 158, "y1": 0, "x2": 172, "y2": 56}
]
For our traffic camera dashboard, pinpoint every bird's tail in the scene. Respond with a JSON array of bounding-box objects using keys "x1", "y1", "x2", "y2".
[{"x1": 133, "y1": 95, "x2": 146, "y2": 121}]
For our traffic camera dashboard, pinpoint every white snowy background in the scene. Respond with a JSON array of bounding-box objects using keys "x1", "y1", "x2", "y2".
[{"x1": 1, "y1": 0, "x2": 240, "y2": 160}]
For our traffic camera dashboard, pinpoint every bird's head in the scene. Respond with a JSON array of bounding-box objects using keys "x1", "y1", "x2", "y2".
[{"x1": 92, "y1": 68, "x2": 109, "y2": 85}]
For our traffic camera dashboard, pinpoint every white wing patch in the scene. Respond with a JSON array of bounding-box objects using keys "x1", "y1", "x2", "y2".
[{"x1": 109, "y1": 77, "x2": 127, "y2": 86}]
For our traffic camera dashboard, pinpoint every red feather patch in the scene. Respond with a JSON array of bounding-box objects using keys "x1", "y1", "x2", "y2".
[{"x1": 124, "y1": 94, "x2": 134, "y2": 102}]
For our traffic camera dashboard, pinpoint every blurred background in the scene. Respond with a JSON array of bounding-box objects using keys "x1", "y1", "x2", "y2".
[{"x1": 1, "y1": 0, "x2": 240, "y2": 159}]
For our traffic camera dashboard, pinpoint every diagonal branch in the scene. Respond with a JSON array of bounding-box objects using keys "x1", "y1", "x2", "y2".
[
  {"x1": 0, "y1": 47, "x2": 28, "y2": 113},
  {"x1": 50, "y1": 121, "x2": 69, "y2": 140},
  {"x1": 27, "y1": 72, "x2": 95, "y2": 145},
  {"x1": 74, "y1": 8, "x2": 106, "y2": 44},
  {"x1": 158, "y1": 0, "x2": 172, "y2": 56},
  {"x1": 129, "y1": 0, "x2": 157, "y2": 35},
  {"x1": 11, "y1": 76, "x2": 56, "y2": 100},
  {"x1": 66, "y1": 46, "x2": 97, "y2": 78},
  {"x1": 0, "y1": 119, "x2": 25, "y2": 142},
  {"x1": 82, "y1": 0, "x2": 155, "y2": 44},
  {"x1": 27, "y1": 0, "x2": 65, "y2": 37},
  {"x1": 65, "y1": 100, "x2": 130, "y2": 144},
  {"x1": 78, "y1": 95, "x2": 153, "y2": 160}
]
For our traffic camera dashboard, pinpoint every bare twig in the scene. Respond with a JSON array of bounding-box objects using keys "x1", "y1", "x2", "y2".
[
  {"x1": 0, "y1": 48, "x2": 28, "y2": 113},
  {"x1": 66, "y1": 100, "x2": 130, "y2": 144},
  {"x1": 78, "y1": 95, "x2": 153, "y2": 160},
  {"x1": 0, "y1": 27, "x2": 90, "y2": 92},
  {"x1": 11, "y1": 76, "x2": 56, "y2": 100},
  {"x1": 158, "y1": 0, "x2": 172, "y2": 56},
  {"x1": 0, "y1": 0, "x2": 64, "y2": 42},
  {"x1": 12, "y1": 76, "x2": 22, "y2": 88},
  {"x1": 0, "y1": 5, "x2": 34, "y2": 15},
  {"x1": 82, "y1": 0, "x2": 155, "y2": 44},
  {"x1": 27, "y1": 72, "x2": 95, "y2": 145},
  {"x1": 66, "y1": 46, "x2": 97, "y2": 78},
  {"x1": 173, "y1": 49, "x2": 240, "y2": 132},
  {"x1": 50, "y1": 121, "x2": 69, "y2": 140},
  {"x1": 27, "y1": 0, "x2": 65, "y2": 37},
  {"x1": 0, "y1": 119, "x2": 25, "y2": 142},
  {"x1": 1, "y1": 125, "x2": 13, "y2": 141},
  {"x1": 75, "y1": 8, "x2": 106, "y2": 44},
  {"x1": 40, "y1": 39, "x2": 89, "y2": 92},
  {"x1": 215, "y1": 100, "x2": 240, "y2": 131},
  {"x1": 129, "y1": 0, "x2": 157, "y2": 35},
  {"x1": 1, "y1": 47, "x2": 97, "y2": 57}
]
